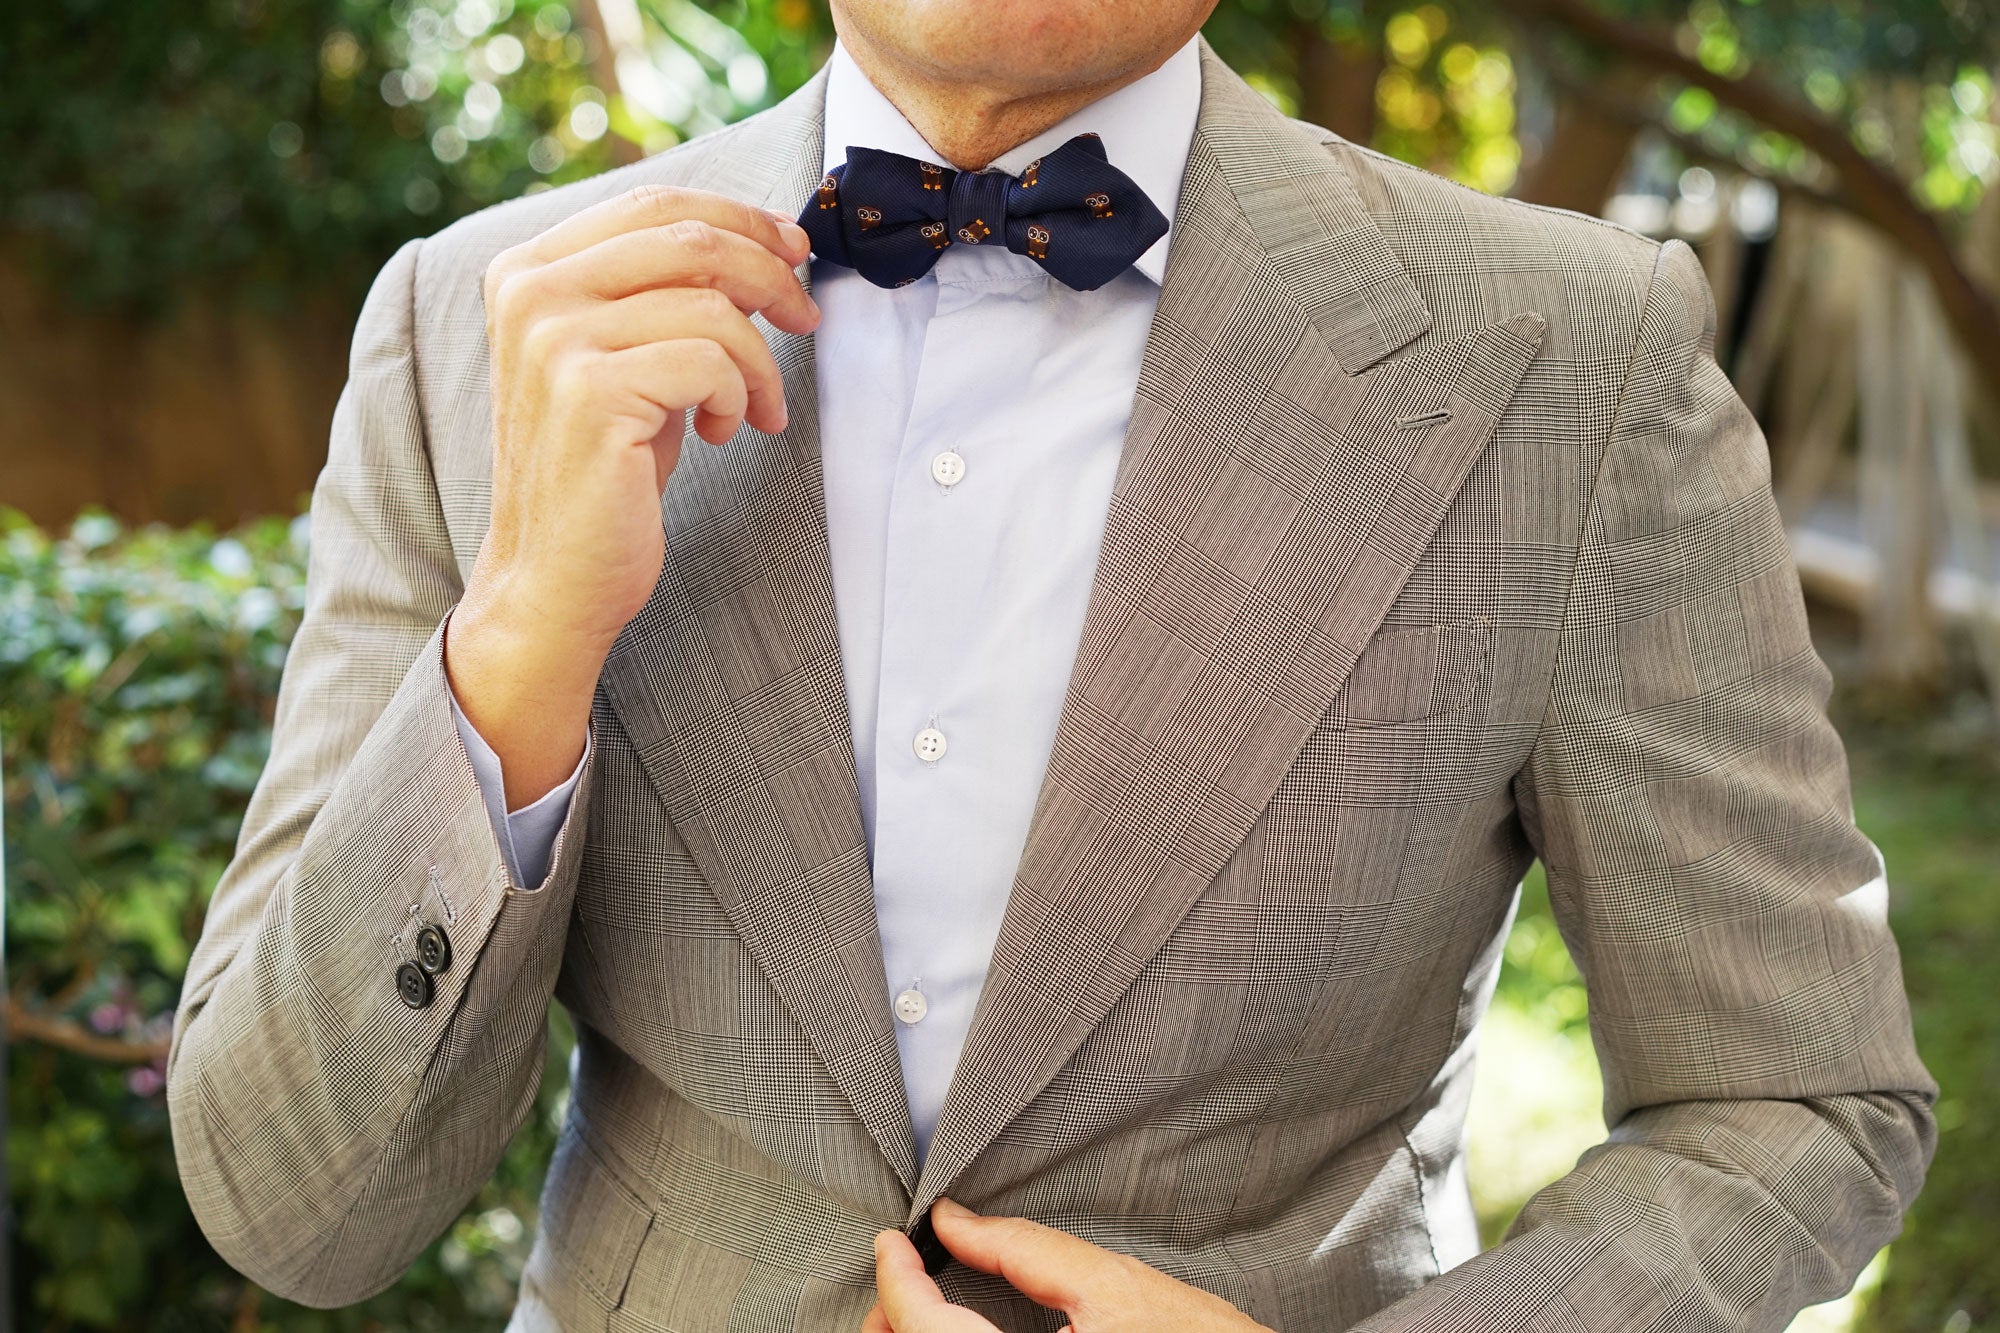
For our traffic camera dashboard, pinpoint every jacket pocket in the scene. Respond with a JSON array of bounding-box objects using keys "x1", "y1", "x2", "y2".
[
  {"x1": 537, "y1": 1117, "x2": 655, "y2": 1313},
  {"x1": 1326, "y1": 617, "x2": 1494, "y2": 726}
]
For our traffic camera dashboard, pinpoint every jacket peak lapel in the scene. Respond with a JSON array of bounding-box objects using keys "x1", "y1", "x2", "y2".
[{"x1": 911, "y1": 40, "x2": 1545, "y2": 1210}]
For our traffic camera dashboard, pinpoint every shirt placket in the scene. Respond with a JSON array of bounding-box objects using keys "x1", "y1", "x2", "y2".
[{"x1": 868, "y1": 262, "x2": 1043, "y2": 1161}]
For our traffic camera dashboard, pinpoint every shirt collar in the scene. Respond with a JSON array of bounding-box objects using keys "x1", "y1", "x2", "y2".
[{"x1": 819, "y1": 36, "x2": 1202, "y2": 286}]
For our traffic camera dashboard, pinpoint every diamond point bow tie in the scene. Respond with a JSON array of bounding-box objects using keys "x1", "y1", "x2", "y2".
[{"x1": 795, "y1": 132, "x2": 1169, "y2": 291}]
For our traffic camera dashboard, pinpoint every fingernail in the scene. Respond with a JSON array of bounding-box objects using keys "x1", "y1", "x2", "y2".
[
  {"x1": 933, "y1": 1196, "x2": 975, "y2": 1217},
  {"x1": 780, "y1": 219, "x2": 810, "y2": 253}
]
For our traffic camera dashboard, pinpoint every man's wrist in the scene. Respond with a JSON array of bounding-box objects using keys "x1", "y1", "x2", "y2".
[{"x1": 443, "y1": 583, "x2": 606, "y2": 809}]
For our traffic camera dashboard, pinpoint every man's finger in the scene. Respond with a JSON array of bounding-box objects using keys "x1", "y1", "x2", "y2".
[
  {"x1": 560, "y1": 289, "x2": 789, "y2": 433},
  {"x1": 927, "y1": 1198, "x2": 1113, "y2": 1313},
  {"x1": 874, "y1": 1228, "x2": 961, "y2": 1332},
  {"x1": 541, "y1": 221, "x2": 819, "y2": 332},
  {"x1": 859, "y1": 1298, "x2": 894, "y2": 1333},
  {"x1": 516, "y1": 183, "x2": 811, "y2": 268},
  {"x1": 595, "y1": 339, "x2": 751, "y2": 445}
]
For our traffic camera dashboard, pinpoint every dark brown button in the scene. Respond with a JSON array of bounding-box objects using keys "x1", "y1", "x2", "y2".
[
  {"x1": 415, "y1": 923, "x2": 452, "y2": 975},
  {"x1": 907, "y1": 1211, "x2": 951, "y2": 1277},
  {"x1": 397, "y1": 961, "x2": 434, "y2": 1009}
]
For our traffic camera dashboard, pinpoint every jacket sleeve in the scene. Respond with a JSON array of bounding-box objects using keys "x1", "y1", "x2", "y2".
[
  {"x1": 166, "y1": 235, "x2": 599, "y2": 1307},
  {"x1": 1348, "y1": 239, "x2": 1937, "y2": 1333}
]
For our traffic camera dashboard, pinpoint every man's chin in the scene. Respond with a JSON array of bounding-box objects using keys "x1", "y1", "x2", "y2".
[{"x1": 832, "y1": 0, "x2": 1211, "y2": 98}]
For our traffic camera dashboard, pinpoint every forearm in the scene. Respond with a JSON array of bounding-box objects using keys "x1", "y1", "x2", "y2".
[
  {"x1": 445, "y1": 569, "x2": 611, "y2": 810},
  {"x1": 167, "y1": 615, "x2": 596, "y2": 1305},
  {"x1": 166, "y1": 232, "x2": 602, "y2": 1306},
  {"x1": 1344, "y1": 1089, "x2": 1932, "y2": 1333}
]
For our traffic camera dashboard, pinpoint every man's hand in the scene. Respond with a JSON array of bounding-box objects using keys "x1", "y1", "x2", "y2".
[
  {"x1": 861, "y1": 1198, "x2": 1274, "y2": 1333},
  {"x1": 444, "y1": 185, "x2": 820, "y2": 808}
]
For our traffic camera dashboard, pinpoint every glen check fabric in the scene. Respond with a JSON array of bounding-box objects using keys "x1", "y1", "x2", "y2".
[
  {"x1": 167, "y1": 37, "x2": 1936, "y2": 1333},
  {"x1": 798, "y1": 133, "x2": 1171, "y2": 290}
]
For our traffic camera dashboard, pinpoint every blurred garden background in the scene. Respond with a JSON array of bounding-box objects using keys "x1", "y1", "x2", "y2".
[{"x1": 3, "y1": 0, "x2": 1996, "y2": 1329}]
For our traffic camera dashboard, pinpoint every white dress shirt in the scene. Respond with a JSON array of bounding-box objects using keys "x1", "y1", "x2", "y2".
[{"x1": 451, "y1": 35, "x2": 1202, "y2": 1169}]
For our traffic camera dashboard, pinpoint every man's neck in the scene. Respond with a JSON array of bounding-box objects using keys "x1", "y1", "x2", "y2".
[{"x1": 834, "y1": 34, "x2": 1178, "y2": 171}]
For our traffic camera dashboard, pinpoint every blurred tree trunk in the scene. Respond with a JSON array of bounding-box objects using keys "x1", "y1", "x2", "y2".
[
  {"x1": 571, "y1": 0, "x2": 645, "y2": 165},
  {"x1": 1857, "y1": 261, "x2": 1942, "y2": 687},
  {"x1": 1962, "y1": 138, "x2": 2000, "y2": 478},
  {"x1": 1513, "y1": 92, "x2": 1637, "y2": 216},
  {"x1": 1767, "y1": 211, "x2": 1862, "y2": 526},
  {"x1": 1292, "y1": 19, "x2": 1381, "y2": 146},
  {"x1": 1915, "y1": 271, "x2": 2000, "y2": 718},
  {"x1": 1733, "y1": 202, "x2": 1811, "y2": 420},
  {"x1": 1699, "y1": 178, "x2": 1748, "y2": 361}
]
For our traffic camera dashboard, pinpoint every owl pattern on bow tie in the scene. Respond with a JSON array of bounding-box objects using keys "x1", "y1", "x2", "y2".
[{"x1": 796, "y1": 132, "x2": 1168, "y2": 290}]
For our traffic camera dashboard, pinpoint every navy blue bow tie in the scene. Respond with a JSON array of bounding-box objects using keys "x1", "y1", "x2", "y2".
[{"x1": 796, "y1": 132, "x2": 1169, "y2": 292}]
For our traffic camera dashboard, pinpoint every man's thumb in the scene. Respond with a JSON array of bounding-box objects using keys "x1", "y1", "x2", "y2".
[{"x1": 928, "y1": 1198, "x2": 1098, "y2": 1310}]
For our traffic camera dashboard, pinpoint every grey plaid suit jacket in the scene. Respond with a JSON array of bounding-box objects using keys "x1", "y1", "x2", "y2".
[{"x1": 168, "y1": 38, "x2": 1936, "y2": 1333}]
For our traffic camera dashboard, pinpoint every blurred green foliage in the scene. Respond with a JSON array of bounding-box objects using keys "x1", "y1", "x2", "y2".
[
  {"x1": 1204, "y1": 2, "x2": 1524, "y2": 193},
  {"x1": 5, "y1": 0, "x2": 601, "y2": 313},
  {"x1": 1839, "y1": 723, "x2": 2000, "y2": 1332},
  {"x1": 1205, "y1": 0, "x2": 1999, "y2": 212},
  {"x1": 7, "y1": 0, "x2": 1992, "y2": 322},
  {"x1": 1625, "y1": 0, "x2": 1998, "y2": 212},
  {"x1": 2, "y1": 512, "x2": 297, "y2": 1323},
  {"x1": 0, "y1": 0, "x2": 824, "y2": 316},
  {"x1": 1, "y1": 510, "x2": 573, "y2": 1330}
]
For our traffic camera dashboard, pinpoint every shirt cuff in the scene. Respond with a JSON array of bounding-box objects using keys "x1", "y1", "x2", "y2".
[{"x1": 447, "y1": 682, "x2": 590, "y2": 890}]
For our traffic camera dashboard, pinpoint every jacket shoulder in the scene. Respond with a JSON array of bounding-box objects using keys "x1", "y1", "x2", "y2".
[{"x1": 1295, "y1": 120, "x2": 1667, "y2": 355}]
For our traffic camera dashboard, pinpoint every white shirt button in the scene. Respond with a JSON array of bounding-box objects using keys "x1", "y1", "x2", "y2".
[
  {"x1": 913, "y1": 726, "x2": 948, "y2": 763},
  {"x1": 894, "y1": 987, "x2": 929, "y2": 1024},
  {"x1": 930, "y1": 450, "x2": 966, "y2": 487}
]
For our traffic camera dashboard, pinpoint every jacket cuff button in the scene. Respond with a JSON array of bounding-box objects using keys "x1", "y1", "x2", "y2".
[{"x1": 397, "y1": 961, "x2": 435, "y2": 1008}]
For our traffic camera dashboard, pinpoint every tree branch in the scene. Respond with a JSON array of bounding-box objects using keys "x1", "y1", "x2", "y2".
[
  {"x1": 6, "y1": 998, "x2": 170, "y2": 1065},
  {"x1": 1540, "y1": 65, "x2": 1849, "y2": 214},
  {"x1": 1497, "y1": 0, "x2": 2000, "y2": 393}
]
